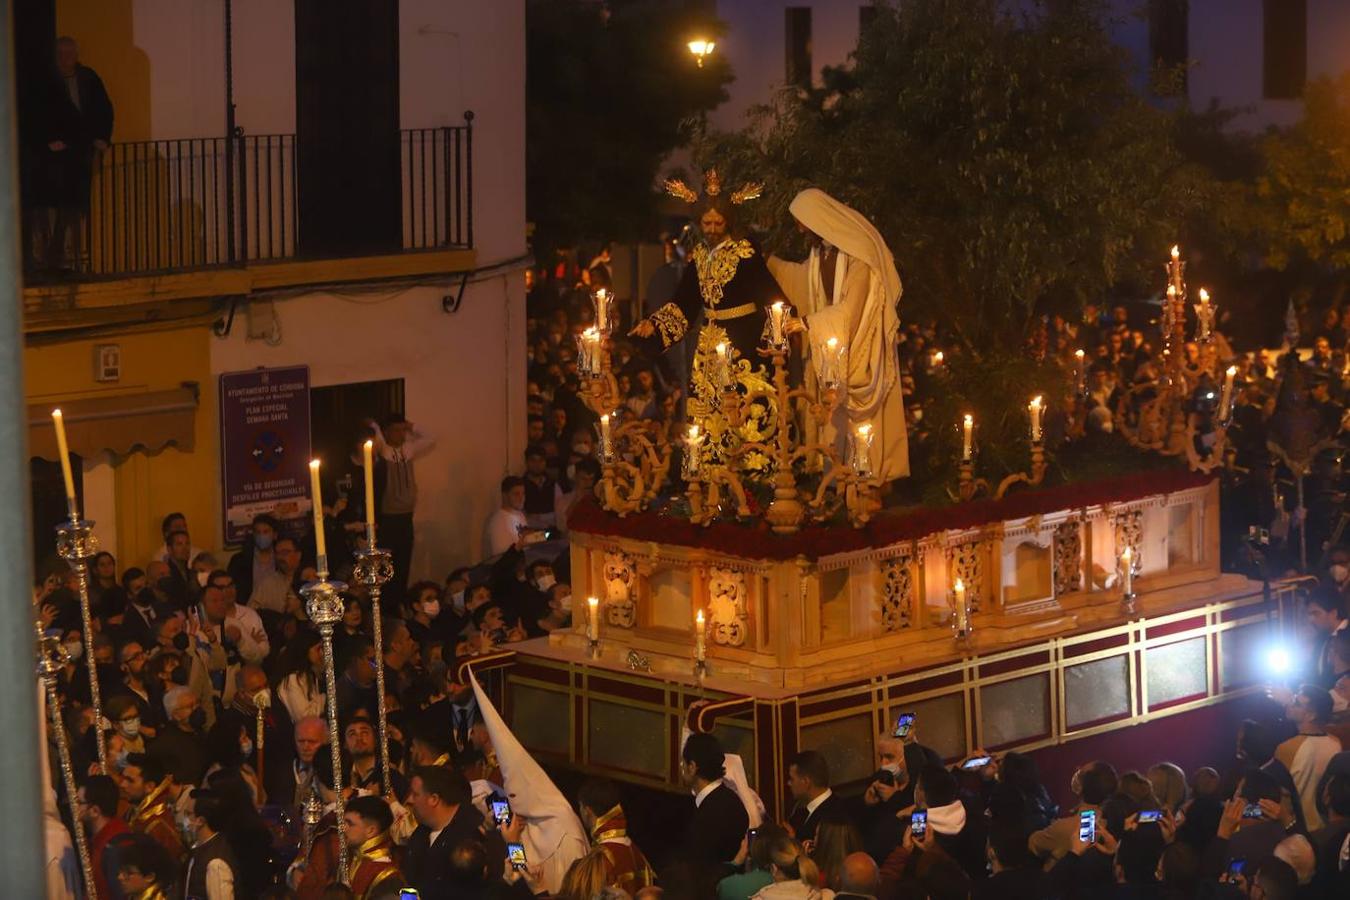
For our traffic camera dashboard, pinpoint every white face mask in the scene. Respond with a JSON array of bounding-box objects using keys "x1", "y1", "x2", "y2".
[
  {"x1": 1332, "y1": 564, "x2": 1349, "y2": 584},
  {"x1": 240, "y1": 739, "x2": 253, "y2": 758},
  {"x1": 559, "y1": 593, "x2": 573, "y2": 612},
  {"x1": 535, "y1": 574, "x2": 556, "y2": 593},
  {"x1": 64, "y1": 641, "x2": 84, "y2": 661},
  {"x1": 119, "y1": 717, "x2": 141, "y2": 738},
  {"x1": 197, "y1": 570, "x2": 210, "y2": 587},
  {"x1": 450, "y1": 589, "x2": 466, "y2": 610},
  {"x1": 421, "y1": 600, "x2": 441, "y2": 619},
  {"x1": 881, "y1": 762, "x2": 902, "y2": 776}
]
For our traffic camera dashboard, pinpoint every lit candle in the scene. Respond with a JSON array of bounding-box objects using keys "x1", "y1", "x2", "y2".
[
  {"x1": 769, "y1": 301, "x2": 787, "y2": 348},
  {"x1": 362, "y1": 440, "x2": 376, "y2": 535},
  {"x1": 1121, "y1": 546, "x2": 1133, "y2": 596},
  {"x1": 954, "y1": 578, "x2": 968, "y2": 633},
  {"x1": 1171, "y1": 244, "x2": 1180, "y2": 261},
  {"x1": 932, "y1": 350, "x2": 944, "y2": 368},
  {"x1": 715, "y1": 342, "x2": 729, "y2": 390},
  {"x1": 51, "y1": 408, "x2": 78, "y2": 515},
  {"x1": 1197, "y1": 288, "x2": 1213, "y2": 340},
  {"x1": 309, "y1": 459, "x2": 327, "y2": 565},
  {"x1": 594, "y1": 289, "x2": 610, "y2": 334},
  {"x1": 823, "y1": 336, "x2": 840, "y2": 388},
  {"x1": 854, "y1": 423, "x2": 874, "y2": 476},
  {"x1": 587, "y1": 596, "x2": 600, "y2": 642},
  {"x1": 1075, "y1": 348, "x2": 1085, "y2": 386},
  {"x1": 1220, "y1": 365, "x2": 1236, "y2": 419},
  {"x1": 695, "y1": 608, "x2": 706, "y2": 662},
  {"x1": 1029, "y1": 396, "x2": 1043, "y2": 443},
  {"x1": 686, "y1": 423, "x2": 702, "y2": 476},
  {"x1": 599, "y1": 413, "x2": 611, "y2": 456},
  {"x1": 962, "y1": 414, "x2": 973, "y2": 462}
]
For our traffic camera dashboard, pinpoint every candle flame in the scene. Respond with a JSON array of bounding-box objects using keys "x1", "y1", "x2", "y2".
[
  {"x1": 857, "y1": 423, "x2": 873, "y2": 437},
  {"x1": 963, "y1": 413, "x2": 973, "y2": 426},
  {"x1": 826, "y1": 336, "x2": 839, "y2": 350},
  {"x1": 1166, "y1": 285, "x2": 1176, "y2": 297},
  {"x1": 364, "y1": 439, "x2": 373, "y2": 451},
  {"x1": 1171, "y1": 245, "x2": 1180, "y2": 259},
  {"x1": 1122, "y1": 546, "x2": 1132, "y2": 561},
  {"x1": 1030, "y1": 395, "x2": 1043, "y2": 410},
  {"x1": 771, "y1": 300, "x2": 784, "y2": 311},
  {"x1": 309, "y1": 459, "x2": 321, "y2": 471},
  {"x1": 1226, "y1": 365, "x2": 1237, "y2": 376},
  {"x1": 715, "y1": 342, "x2": 727, "y2": 356},
  {"x1": 1075, "y1": 349, "x2": 1084, "y2": 360},
  {"x1": 696, "y1": 609, "x2": 705, "y2": 624},
  {"x1": 588, "y1": 596, "x2": 599, "y2": 608},
  {"x1": 52, "y1": 408, "x2": 63, "y2": 418},
  {"x1": 933, "y1": 351, "x2": 944, "y2": 364},
  {"x1": 1199, "y1": 288, "x2": 1210, "y2": 302},
  {"x1": 954, "y1": 578, "x2": 965, "y2": 591}
]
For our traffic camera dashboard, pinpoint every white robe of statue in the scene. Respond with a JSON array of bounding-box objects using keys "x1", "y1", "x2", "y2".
[{"x1": 768, "y1": 188, "x2": 909, "y2": 481}]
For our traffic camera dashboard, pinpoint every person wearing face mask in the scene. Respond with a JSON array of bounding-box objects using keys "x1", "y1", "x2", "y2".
[
  {"x1": 107, "y1": 694, "x2": 150, "y2": 763},
  {"x1": 152, "y1": 613, "x2": 222, "y2": 729},
  {"x1": 112, "y1": 640, "x2": 162, "y2": 734},
  {"x1": 151, "y1": 685, "x2": 211, "y2": 788},
  {"x1": 117, "y1": 583, "x2": 164, "y2": 651},
  {"x1": 226, "y1": 512, "x2": 283, "y2": 607},
  {"x1": 406, "y1": 581, "x2": 446, "y2": 649},
  {"x1": 219, "y1": 664, "x2": 294, "y2": 804},
  {"x1": 855, "y1": 735, "x2": 917, "y2": 866}
]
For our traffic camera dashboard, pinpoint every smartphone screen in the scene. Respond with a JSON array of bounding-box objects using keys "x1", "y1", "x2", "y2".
[
  {"x1": 1227, "y1": 858, "x2": 1245, "y2": 880},
  {"x1": 1078, "y1": 809, "x2": 1096, "y2": 844},
  {"x1": 399, "y1": 891, "x2": 421, "y2": 900},
  {"x1": 746, "y1": 827, "x2": 760, "y2": 853},
  {"x1": 1242, "y1": 802, "x2": 1264, "y2": 819},
  {"x1": 507, "y1": 842, "x2": 528, "y2": 871},
  {"x1": 1137, "y1": 809, "x2": 1162, "y2": 824},
  {"x1": 910, "y1": 811, "x2": 927, "y2": 837},
  {"x1": 892, "y1": 712, "x2": 915, "y2": 738},
  {"x1": 961, "y1": 755, "x2": 993, "y2": 770},
  {"x1": 491, "y1": 800, "x2": 512, "y2": 826}
]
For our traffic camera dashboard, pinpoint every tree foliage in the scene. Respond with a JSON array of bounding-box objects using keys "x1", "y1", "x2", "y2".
[
  {"x1": 700, "y1": 0, "x2": 1218, "y2": 358},
  {"x1": 526, "y1": 0, "x2": 732, "y2": 254},
  {"x1": 1251, "y1": 73, "x2": 1350, "y2": 272}
]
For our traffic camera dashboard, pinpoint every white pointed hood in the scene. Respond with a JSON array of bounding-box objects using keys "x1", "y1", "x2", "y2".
[{"x1": 470, "y1": 671, "x2": 589, "y2": 893}]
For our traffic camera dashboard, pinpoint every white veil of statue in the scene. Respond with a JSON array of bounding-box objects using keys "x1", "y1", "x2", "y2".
[{"x1": 769, "y1": 187, "x2": 908, "y2": 480}]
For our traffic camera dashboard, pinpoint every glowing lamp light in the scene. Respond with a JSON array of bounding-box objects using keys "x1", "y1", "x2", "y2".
[
  {"x1": 688, "y1": 38, "x2": 716, "y2": 67},
  {"x1": 1266, "y1": 646, "x2": 1292, "y2": 677}
]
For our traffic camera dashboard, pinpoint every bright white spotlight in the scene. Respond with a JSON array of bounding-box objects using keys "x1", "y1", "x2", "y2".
[{"x1": 1266, "y1": 646, "x2": 1292, "y2": 676}]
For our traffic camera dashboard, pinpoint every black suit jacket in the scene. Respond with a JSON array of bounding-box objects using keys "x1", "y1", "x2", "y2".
[
  {"x1": 404, "y1": 803, "x2": 504, "y2": 900},
  {"x1": 791, "y1": 790, "x2": 847, "y2": 844},
  {"x1": 685, "y1": 782, "x2": 749, "y2": 893}
]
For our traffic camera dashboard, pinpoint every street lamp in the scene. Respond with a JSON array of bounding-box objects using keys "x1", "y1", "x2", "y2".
[{"x1": 687, "y1": 38, "x2": 715, "y2": 67}]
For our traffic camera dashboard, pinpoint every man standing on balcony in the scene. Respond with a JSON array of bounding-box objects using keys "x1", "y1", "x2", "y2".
[
  {"x1": 34, "y1": 36, "x2": 113, "y2": 273},
  {"x1": 370, "y1": 415, "x2": 434, "y2": 606}
]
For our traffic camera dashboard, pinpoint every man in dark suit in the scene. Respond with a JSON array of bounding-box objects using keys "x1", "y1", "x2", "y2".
[
  {"x1": 34, "y1": 36, "x2": 112, "y2": 272},
  {"x1": 787, "y1": 749, "x2": 847, "y2": 844},
  {"x1": 217, "y1": 665, "x2": 294, "y2": 805},
  {"x1": 404, "y1": 766, "x2": 503, "y2": 899},
  {"x1": 679, "y1": 733, "x2": 749, "y2": 894}
]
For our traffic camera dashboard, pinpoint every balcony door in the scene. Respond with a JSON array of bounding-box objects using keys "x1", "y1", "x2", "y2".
[{"x1": 294, "y1": 0, "x2": 402, "y2": 257}]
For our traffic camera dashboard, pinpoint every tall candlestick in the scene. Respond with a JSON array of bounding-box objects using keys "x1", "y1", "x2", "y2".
[
  {"x1": 854, "y1": 423, "x2": 874, "y2": 477},
  {"x1": 962, "y1": 414, "x2": 973, "y2": 462},
  {"x1": 1220, "y1": 365, "x2": 1236, "y2": 420},
  {"x1": 587, "y1": 596, "x2": 600, "y2": 642},
  {"x1": 51, "y1": 409, "x2": 78, "y2": 516},
  {"x1": 1075, "y1": 349, "x2": 1085, "y2": 392},
  {"x1": 823, "y1": 336, "x2": 840, "y2": 388},
  {"x1": 362, "y1": 440, "x2": 376, "y2": 534},
  {"x1": 594, "y1": 289, "x2": 610, "y2": 334},
  {"x1": 1029, "y1": 396, "x2": 1043, "y2": 443},
  {"x1": 1121, "y1": 546, "x2": 1133, "y2": 596},
  {"x1": 769, "y1": 301, "x2": 787, "y2": 348},
  {"x1": 309, "y1": 460, "x2": 327, "y2": 567},
  {"x1": 715, "y1": 342, "x2": 730, "y2": 390},
  {"x1": 695, "y1": 608, "x2": 706, "y2": 662},
  {"x1": 954, "y1": 578, "x2": 968, "y2": 633}
]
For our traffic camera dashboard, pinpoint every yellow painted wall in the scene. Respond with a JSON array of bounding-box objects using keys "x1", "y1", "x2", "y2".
[
  {"x1": 25, "y1": 324, "x2": 219, "y2": 568},
  {"x1": 56, "y1": 0, "x2": 152, "y2": 141}
]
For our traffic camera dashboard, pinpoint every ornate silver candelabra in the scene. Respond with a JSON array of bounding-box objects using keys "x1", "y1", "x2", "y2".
[
  {"x1": 56, "y1": 516, "x2": 105, "y2": 770},
  {"x1": 352, "y1": 532, "x2": 395, "y2": 797},
  {"x1": 300, "y1": 559, "x2": 350, "y2": 882},
  {"x1": 36, "y1": 624, "x2": 95, "y2": 895}
]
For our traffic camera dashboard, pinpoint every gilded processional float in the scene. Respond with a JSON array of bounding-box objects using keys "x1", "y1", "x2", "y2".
[{"x1": 500, "y1": 199, "x2": 1293, "y2": 819}]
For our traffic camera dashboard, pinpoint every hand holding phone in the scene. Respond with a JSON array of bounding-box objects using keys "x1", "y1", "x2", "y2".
[
  {"x1": 892, "y1": 712, "x2": 915, "y2": 739},
  {"x1": 1078, "y1": 809, "x2": 1097, "y2": 845},
  {"x1": 1137, "y1": 809, "x2": 1162, "y2": 824},
  {"x1": 910, "y1": 811, "x2": 927, "y2": 837},
  {"x1": 491, "y1": 799, "x2": 512, "y2": 826},
  {"x1": 507, "y1": 841, "x2": 528, "y2": 872},
  {"x1": 961, "y1": 755, "x2": 993, "y2": 770}
]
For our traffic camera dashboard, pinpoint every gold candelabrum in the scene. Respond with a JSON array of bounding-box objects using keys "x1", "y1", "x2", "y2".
[
  {"x1": 952, "y1": 408, "x2": 1046, "y2": 503},
  {"x1": 688, "y1": 345, "x2": 880, "y2": 533},
  {"x1": 300, "y1": 559, "x2": 350, "y2": 883},
  {"x1": 36, "y1": 624, "x2": 96, "y2": 897},
  {"x1": 352, "y1": 530, "x2": 396, "y2": 797},
  {"x1": 55, "y1": 514, "x2": 106, "y2": 770},
  {"x1": 1114, "y1": 246, "x2": 1235, "y2": 474}
]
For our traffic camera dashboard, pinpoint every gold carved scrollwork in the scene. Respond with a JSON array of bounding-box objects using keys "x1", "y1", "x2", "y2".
[
  {"x1": 881, "y1": 556, "x2": 913, "y2": 631},
  {"x1": 692, "y1": 239, "x2": 755, "y2": 308},
  {"x1": 602, "y1": 551, "x2": 637, "y2": 628},
  {"x1": 651, "y1": 303, "x2": 688, "y2": 348},
  {"x1": 945, "y1": 541, "x2": 985, "y2": 613},
  {"x1": 706, "y1": 567, "x2": 749, "y2": 647},
  {"x1": 1053, "y1": 521, "x2": 1083, "y2": 595},
  {"x1": 689, "y1": 323, "x2": 777, "y2": 474}
]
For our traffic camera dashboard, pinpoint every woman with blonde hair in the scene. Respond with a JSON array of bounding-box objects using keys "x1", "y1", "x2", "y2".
[
  {"x1": 557, "y1": 849, "x2": 613, "y2": 900},
  {"x1": 809, "y1": 814, "x2": 863, "y2": 891},
  {"x1": 750, "y1": 833, "x2": 835, "y2": 899},
  {"x1": 1147, "y1": 761, "x2": 1188, "y2": 812}
]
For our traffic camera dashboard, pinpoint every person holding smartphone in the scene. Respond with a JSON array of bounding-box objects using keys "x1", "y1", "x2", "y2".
[
  {"x1": 1030, "y1": 761, "x2": 1118, "y2": 863},
  {"x1": 856, "y1": 733, "x2": 916, "y2": 866}
]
